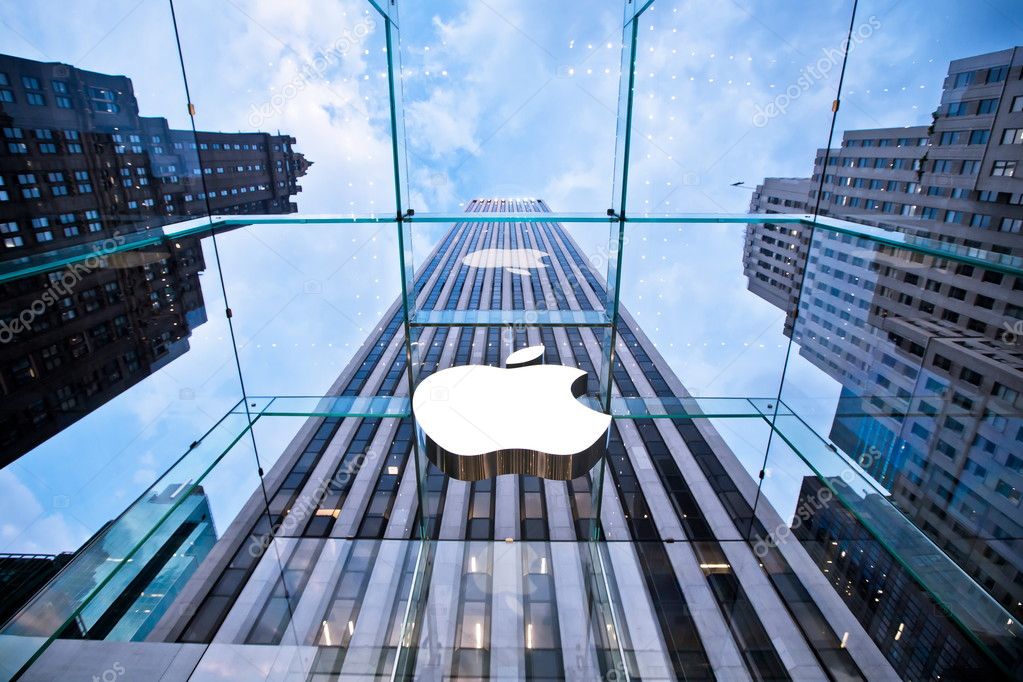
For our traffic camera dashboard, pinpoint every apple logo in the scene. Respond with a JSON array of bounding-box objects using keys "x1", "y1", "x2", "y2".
[
  {"x1": 412, "y1": 345, "x2": 611, "y2": 481},
  {"x1": 461, "y1": 248, "x2": 549, "y2": 277}
]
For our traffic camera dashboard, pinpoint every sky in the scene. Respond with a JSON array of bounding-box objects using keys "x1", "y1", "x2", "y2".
[{"x1": 0, "y1": 0, "x2": 1020, "y2": 553}]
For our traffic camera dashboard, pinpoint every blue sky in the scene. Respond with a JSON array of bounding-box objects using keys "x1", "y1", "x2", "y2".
[{"x1": 1, "y1": 0, "x2": 1020, "y2": 552}]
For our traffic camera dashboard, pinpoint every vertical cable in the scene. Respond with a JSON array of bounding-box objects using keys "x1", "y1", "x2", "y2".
[
  {"x1": 167, "y1": 0, "x2": 299, "y2": 645},
  {"x1": 746, "y1": 0, "x2": 860, "y2": 539}
]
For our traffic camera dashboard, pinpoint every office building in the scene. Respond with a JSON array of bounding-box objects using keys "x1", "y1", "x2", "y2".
[
  {"x1": 0, "y1": 53, "x2": 310, "y2": 464},
  {"x1": 743, "y1": 47, "x2": 1023, "y2": 623}
]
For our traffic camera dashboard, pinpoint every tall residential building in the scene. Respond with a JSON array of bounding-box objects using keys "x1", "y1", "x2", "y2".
[
  {"x1": 15, "y1": 199, "x2": 1012, "y2": 680},
  {"x1": 0, "y1": 53, "x2": 311, "y2": 465},
  {"x1": 743, "y1": 48, "x2": 1023, "y2": 623}
]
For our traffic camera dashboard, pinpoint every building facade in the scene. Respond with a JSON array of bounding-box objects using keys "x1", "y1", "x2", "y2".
[
  {"x1": 0, "y1": 53, "x2": 310, "y2": 465},
  {"x1": 743, "y1": 48, "x2": 1023, "y2": 627}
]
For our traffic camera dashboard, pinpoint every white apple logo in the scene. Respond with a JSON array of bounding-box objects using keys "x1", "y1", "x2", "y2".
[
  {"x1": 461, "y1": 248, "x2": 549, "y2": 277},
  {"x1": 412, "y1": 345, "x2": 611, "y2": 481}
]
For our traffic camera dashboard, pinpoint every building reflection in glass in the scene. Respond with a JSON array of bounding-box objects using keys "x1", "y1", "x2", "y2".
[
  {"x1": 743, "y1": 46, "x2": 1023, "y2": 629},
  {"x1": 0, "y1": 53, "x2": 311, "y2": 466}
]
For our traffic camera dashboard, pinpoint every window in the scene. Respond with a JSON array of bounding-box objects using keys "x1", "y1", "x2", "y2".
[
  {"x1": 947, "y1": 102, "x2": 967, "y2": 116},
  {"x1": 1002, "y1": 128, "x2": 1023, "y2": 145},
  {"x1": 52, "y1": 80, "x2": 68, "y2": 93},
  {"x1": 969, "y1": 129, "x2": 990, "y2": 145},
  {"x1": 995, "y1": 480, "x2": 1020, "y2": 504},
  {"x1": 88, "y1": 86, "x2": 114, "y2": 101},
  {"x1": 0, "y1": 89, "x2": 13, "y2": 103},
  {"x1": 961, "y1": 160, "x2": 980, "y2": 175},
  {"x1": 953, "y1": 71, "x2": 974, "y2": 88},
  {"x1": 21, "y1": 75, "x2": 40, "y2": 89},
  {"x1": 39, "y1": 143, "x2": 56, "y2": 154},
  {"x1": 1013, "y1": 95, "x2": 1023, "y2": 113},
  {"x1": 933, "y1": 159, "x2": 953, "y2": 173},
  {"x1": 1001, "y1": 217, "x2": 1023, "y2": 233},
  {"x1": 987, "y1": 65, "x2": 1009, "y2": 83},
  {"x1": 993, "y1": 382, "x2": 1019, "y2": 404},
  {"x1": 939, "y1": 131, "x2": 962, "y2": 145},
  {"x1": 960, "y1": 367, "x2": 982, "y2": 386},
  {"x1": 978, "y1": 98, "x2": 999, "y2": 115},
  {"x1": 26, "y1": 92, "x2": 44, "y2": 106},
  {"x1": 969, "y1": 294, "x2": 994, "y2": 308},
  {"x1": 983, "y1": 270, "x2": 1004, "y2": 284},
  {"x1": 992, "y1": 160, "x2": 1017, "y2": 177},
  {"x1": 944, "y1": 210, "x2": 962, "y2": 224},
  {"x1": 55, "y1": 95, "x2": 71, "y2": 108}
]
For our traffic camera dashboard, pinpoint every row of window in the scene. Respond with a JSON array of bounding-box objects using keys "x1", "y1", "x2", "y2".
[
  {"x1": 844, "y1": 136, "x2": 928, "y2": 148},
  {"x1": 946, "y1": 97, "x2": 1007, "y2": 117},
  {"x1": 3, "y1": 125, "x2": 276, "y2": 159},
  {"x1": 928, "y1": 126, "x2": 1023, "y2": 149},
  {"x1": 937, "y1": 129, "x2": 991, "y2": 145},
  {"x1": 827, "y1": 155, "x2": 923, "y2": 170},
  {"x1": 0, "y1": 71, "x2": 119, "y2": 110},
  {"x1": 951, "y1": 64, "x2": 1013, "y2": 89}
]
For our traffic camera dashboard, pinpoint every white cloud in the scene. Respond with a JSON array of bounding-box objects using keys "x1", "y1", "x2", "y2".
[{"x1": 0, "y1": 469, "x2": 86, "y2": 554}]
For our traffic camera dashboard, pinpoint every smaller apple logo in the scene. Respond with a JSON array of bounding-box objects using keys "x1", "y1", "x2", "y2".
[
  {"x1": 413, "y1": 345, "x2": 610, "y2": 481},
  {"x1": 461, "y1": 248, "x2": 549, "y2": 277}
]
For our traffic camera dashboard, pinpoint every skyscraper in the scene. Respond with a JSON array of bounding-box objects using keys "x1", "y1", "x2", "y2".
[
  {"x1": 743, "y1": 47, "x2": 1023, "y2": 628},
  {"x1": 14, "y1": 199, "x2": 1016, "y2": 680},
  {"x1": 0, "y1": 53, "x2": 311, "y2": 464}
]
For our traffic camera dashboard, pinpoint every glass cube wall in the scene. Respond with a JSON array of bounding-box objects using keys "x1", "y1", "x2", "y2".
[{"x1": 0, "y1": 1, "x2": 1020, "y2": 680}]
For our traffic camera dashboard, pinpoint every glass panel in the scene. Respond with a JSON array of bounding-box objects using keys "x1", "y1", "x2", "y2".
[
  {"x1": 0, "y1": 412, "x2": 257, "y2": 677},
  {"x1": 398, "y1": 2, "x2": 621, "y2": 213},
  {"x1": 0, "y1": 0, "x2": 251, "y2": 642}
]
